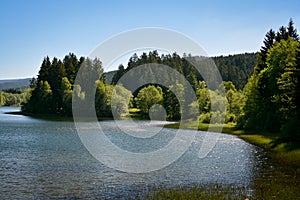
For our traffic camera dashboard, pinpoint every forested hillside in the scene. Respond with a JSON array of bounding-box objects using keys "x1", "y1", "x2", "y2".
[
  {"x1": 111, "y1": 52, "x2": 257, "y2": 90},
  {"x1": 212, "y1": 53, "x2": 257, "y2": 89}
]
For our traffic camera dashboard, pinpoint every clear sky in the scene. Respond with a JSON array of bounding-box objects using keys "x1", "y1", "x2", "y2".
[{"x1": 0, "y1": 0, "x2": 300, "y2": 79}]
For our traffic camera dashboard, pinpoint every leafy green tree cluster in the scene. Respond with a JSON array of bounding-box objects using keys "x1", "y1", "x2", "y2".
[
  {"x1": 22, "y1": 53, "x2": 131, "y2": 118},
  {"x1": 111, "y1": 84, "x2": 133, "y2": 117},
  {"x1": 133, "y1": 80, "x2": 243, "y2": 123},
  {"x1": 95, "y1": 80, "x2": 132, "y2": 118},
  {"x1": 135, "y1": 85, "x2": 163, "y2": 116},
  {"x1": 163, "y1": 83, "x2": 185, "y2": 120},
  {"x1": 189, "y1": 81, "x2": 210, "y2": 122},
  {"x1": 0, "y1": 91, "x2": 5, "y2": 106},
  {"x1": 0, "y1": 88, "x2": 30, "y2": 107},
  {"x1": 188, "y1": 81, "x2": 243, "y2": 124},
  {"x1": 110, "y1": 50, "x2": 251, "y2": 121},
  {"x1": 223, "y1": 81, "x2": 245, "y2": 123},
  {"x1": 23, "y1": 53, "x2": 83, "y2": 114},
  {"x1": 240, "y1": 19, "x2": 300, "y2": 140}
]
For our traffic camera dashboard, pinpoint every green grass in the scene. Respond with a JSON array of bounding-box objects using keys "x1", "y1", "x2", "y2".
[
  {"x1": 164, "y1": 121, "x2": 300, "y2": 156},
  {"x1": 164, "y1": 120, "x2": 235, "y2": 132},
  {"x1": 146, "y1": 178, "x2": 300, "y2": 200}
]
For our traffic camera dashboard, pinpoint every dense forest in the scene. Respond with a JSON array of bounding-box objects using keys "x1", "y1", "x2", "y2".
[
  {"x1": 1, "y1": 51, "x2": 255, "y2": 108},
  {"x1": 239, "y1": 19, "x2": 300, "y2": 141},
  {"x1": 19, "y1": 19, "x2": 299, "y2": 142},
  {"x1": 111, "y1": 52, "x2": 257, "y2": 90},
  {"x1": 212, "y1": 53, "x2": 257, "y2": 89},
  {"x1": 20, "y1": 52, "x2": 247, "y2": 123}
]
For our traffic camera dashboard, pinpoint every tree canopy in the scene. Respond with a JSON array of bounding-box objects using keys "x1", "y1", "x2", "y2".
[
  {"x1": 239, "y1": 19, "x2": 300, "y2": 141},
  {"x1": 22, "y1": 53, "x2": 131, "y2": 118},
  {"x1": 111, "y1": 51, "x2": 257, "y2": 90}
]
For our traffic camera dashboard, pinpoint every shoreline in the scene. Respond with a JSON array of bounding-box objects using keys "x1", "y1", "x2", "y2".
[
  {"x1": 8, "y1": 109, "x2": 300, "y2": 160},
  {"x1": 164, "y1": 121, "x2": 300, "y2": 167},
  {"x1": 4, "y1": 109, "x2": 300, "y2": 199}
]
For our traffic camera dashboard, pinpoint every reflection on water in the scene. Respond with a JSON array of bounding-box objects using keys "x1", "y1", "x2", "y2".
[{"x1": 0, "y1": 107, "x2": 269, "y2": 199}]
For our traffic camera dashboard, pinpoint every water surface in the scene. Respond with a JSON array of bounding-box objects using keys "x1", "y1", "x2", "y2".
[{"x1": 0, "y1": 107, "x2": 269, "y2": 199}]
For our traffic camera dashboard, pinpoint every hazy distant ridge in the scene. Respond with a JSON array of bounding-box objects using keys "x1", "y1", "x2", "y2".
[{"x1": 0, "y1": 78, "x2": 31, "y2": 89}]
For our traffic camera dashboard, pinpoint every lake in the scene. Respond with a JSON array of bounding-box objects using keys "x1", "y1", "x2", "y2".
[{"x1": 0, "y1": 107, "x2": 271, "y2": 199}]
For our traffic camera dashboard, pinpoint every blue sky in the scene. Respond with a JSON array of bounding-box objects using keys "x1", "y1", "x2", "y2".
[{"x1": 0, "y1": 0, "x2": 300, "y2": 79}]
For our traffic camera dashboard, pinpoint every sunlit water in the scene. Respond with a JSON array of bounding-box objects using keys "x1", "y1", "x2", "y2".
[{"x1": 0, "y1": 107, "x2": 269, "y2": 199}]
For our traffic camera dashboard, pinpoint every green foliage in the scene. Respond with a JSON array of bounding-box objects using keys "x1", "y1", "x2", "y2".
[
  {"x1": 61, "y1": 77, "x2": 73, "y2": 115},
  {"x1": 163, "y1": 83, "x2": 185, "y2": 120},
  {"x1": 95, "y1": 80, "x2": 113, "y2": 117},
  {"x1": 0, "y1": 88, "x2": 30, "y2": 107},
  {"x1": 212, "y1": 53, "x2": 257, "y2": 89},
  {"x1": 112, "y1": 51, "x2": 257, "y2": 90},
  {"x1": 135, "y1": 85, "x2": 163, "y2": 116},
  {"x1": 109, "y1": 50, "x2": 255, "y2": 121},
  {"x1": 210, "y1": 90, "x2": 226, "y2": 114},
  {"x1": 95, "y1": 81, "x2": 132, "y2": 118},
  {"x1": 240, "y1": 19, "x2": 300, "y2": 141},
  {"x1": 189, "y1": 80, "x2": 243, "y2": 124},
  {"x1": 0, "y1": 91, "x2": 6, "y2": 106},
  {"x1": 111, "y1": 65, "x2": 125, "y2": 84},
  {"x1": 111, "y1": 84, "x2": 133, "y2": 118},
  {"x1": 23, "y1": 53, "x2": 132, "y2": 118},
  {"x1": 198, "y1": 112, "x2": 211, "y2": 123},
  {"x1": 195, "y1": 81, "x2": 210, "y2": 114},
  {"x1": 23, "y1": 81, "x2": 54, "y2": 113},
  {"x1": 270, "y1": 39, "x2": 300, "y2": 118},
  {"x1": 63, "y1": 53, "x2": 79, "y2": 85},
  {"x1": 223, "y1": 81, "x2": 245, "y2": 123}
]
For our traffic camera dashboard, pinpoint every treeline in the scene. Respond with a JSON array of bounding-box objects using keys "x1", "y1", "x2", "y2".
[
  {"x1": 22, "y1": 53, "x2": 83, "y2": 115},
  {"x1": 212, "y1": 53, "x2": 257, "y2": 89},
  {"x1": 238, "y1": 19, "x2": 300, "y2": 140},
  {"x1": 112, "y1": 51, "x2": 201, "y2": 90},
  {"x1": 21, "y1": 19, "x2": 300, "y2": 142},
  {"x1": 0, "y1": 88, "x2": 29, "y2": 106},
  {"x1": 22, "y1": 54, "x2": 131, "y2": 117},
  {"x1": 112, "y1": 52, "x2": 257, "y2": 90},
  {"x1": 111, "y1": 52, "x2": 244, "y2": 122},
  {"x1": 22, "y1": 51, "x2": 244, "y2": 122}
]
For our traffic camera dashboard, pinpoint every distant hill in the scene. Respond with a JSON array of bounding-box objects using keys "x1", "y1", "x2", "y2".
[
  {"x1": 212, "y1": 53, "x2": 257, "y2": 89},
  {"x1": 104, "y1": 70, "x2": 117, "y2": 84},
  {"x1": 0, "y1": 78, "x2": 31, "y2": 90}
]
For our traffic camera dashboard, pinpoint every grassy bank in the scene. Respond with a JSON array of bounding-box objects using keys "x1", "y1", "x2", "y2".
[
  {"x1": 164, "y1": 121, "x2": 300, "y2": 159},
  {"x1": 161, "y1": 121, "x2": 300, "y2": 199},
  {"x1": 165, "y1": 120, "x2": 300, "y2": 167}
]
